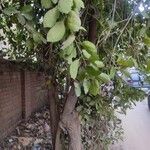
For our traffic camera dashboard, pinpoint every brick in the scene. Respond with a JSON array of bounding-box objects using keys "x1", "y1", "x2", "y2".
[{"x1": 0, "y1": 61, "x2": 48, "y2": 140}]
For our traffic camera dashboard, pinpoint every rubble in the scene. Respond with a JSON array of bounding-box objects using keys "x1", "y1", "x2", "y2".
[{"x1": 0, "y1": 107, "x2": 52, "y2": 150}]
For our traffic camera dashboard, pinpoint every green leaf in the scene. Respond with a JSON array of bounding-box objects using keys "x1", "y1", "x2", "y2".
[
  {"x1": 63, "y1": 44, "x2": 75, "y2": 56},
  {"x1": 21, "y1": 5, "x2": 33, "y2": 13},
  {"x1": 146, "y1": 59, "x2": 150, "y2": 71},
  {"x1": 41, "y1": 0, "x2": 53, "y2": 9},
  {"x1": 26, "y1": 38, "x2": 34, "y2": 50},
  {"x1": 21, "y1": 5, "x2": 33, "y2": 20},
  {"x1": 80, "y1": 26, "x2": 86, "y2": 32},
  {"x1": 99, "y1": 73, "x2": 110, "y2": 83},
  {"x1": 51, "y1": 0, "x2": 58, "y2": 4},
  {"x1": 66, "y1": 48, "x2": 77, "y2": 64},
  {"x1": 70, "y1": 59, "x2": 80, "y2": 79},
  {"x1": 47, "y1": 21, "x2": 66, "y2": 42},
  {"x1": 33, "y1": 33, "x2": 42, "y2": 43},
  {"x1": 3, "y1": 7, "x2": 18, "y2": 15},
  {"x1": 122, "y1": 70, "x2": 131, "y2": 78},
  {"x1": 89, "y1": 79, "x2": 99, "y2": 96},
  {"x1": 67, "y1": 11, "x2": 81, "y2": 32},
  {"x1": 89, "y1": 53, "x2": 99, "y2": 62},
  {"x1": 78, "y1": 69, "x2": 86, "y2": 81},
  {"x1": 143, "y1": 36, "x2": 150, "y2": 47},
  {"x1": 43, "y1": 7, "x2": 60, "y2": 28},
  {"x1": 82, "y1": 50, "x2": 91, "y2": 59},
  {"x1": 61, "y1": 34, "x2": 75, "y2": 49},
  {"x1": 61, "y1": 44, "x2": 77, "y2": 64},
  {"x1": 73, "y1": 0, "x2": 84, "y2": 11},
  {"x1": 90, "y1": 63, "x2": 99, "y2": 71},
  {"x1": 33, "y1": 32, "x2": 46, "y2": 44},
  {"x1": 117, "y1": 57, "x2": 135, "y2": 68},
  {"x1": 74, "y1": 82, "x2": 81, "y2": 97},
  {"x1": 22, "y1": 12, "x2": 33, "y2": 20},
  {"x1": 82, "y1": 41, "x2": 97, "y2": 53},
  {"x1": 95, "y1": 61, "x2": 104, "y2": 68},
  {"x1": 110, "y1": 67, "x2": 116, "y2": 79},
  {"x1": 76, "y1": 106, "x2": 83, "y2": 112},
  {"x1": 132, "y1": 58, "x2": 138, "y2": 68},
  {"x1": 140, "y1": 27, "x2": 146, "y2": 37},
  {"x1": 25, "y1": 22, "x2": 35, "y2": 32},
  {"x1": 83, "y1": 79, "x2": 90, "y2": 94},
  {"x1": 146, "y1": 28, "x2": 150, "y2": 37},
  {"x1": 17, "y1": 14, "x2": 26, "y2": 25},
  {"x1": 58, "y1": 0, "x2": 73, "y2": 14},
  {"x1": 86, "y1": 66, "x2": 99, "y2": 77}
]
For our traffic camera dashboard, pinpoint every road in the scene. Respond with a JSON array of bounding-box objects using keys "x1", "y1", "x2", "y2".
[{"x1": 111, "y1": 98, "x2": 150, "y2": 150}]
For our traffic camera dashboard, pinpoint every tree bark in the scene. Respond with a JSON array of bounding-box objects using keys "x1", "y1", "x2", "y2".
[
  {"x1": 55, "y1": 86, "x2": 81, "y2": 150},
  {"x1": 55, "y1": 127, "x2": 62, "y2": 150},
  {"x1": 88, "y1": 3, "x2": 97, "y2": 44},
  {"x1": 68, "y1": 111, "x2": 81, "y2": 150},
  {"x1": 48, "y1": 84, "x2": 60, "y2": 149}
]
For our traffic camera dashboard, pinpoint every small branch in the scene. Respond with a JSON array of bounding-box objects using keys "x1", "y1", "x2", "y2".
[
  {"x1": 113, "y1": 1, "x2": 142, "y2": 50},
  {"x1": 112, "y1": 0, "x2": 117, "y2": 22},
  {"x1": 113, "y1": 13, "x2": 133, "y2": 50},
  {"x1": 62, "y1": 86, "x2": 77, "y2": 115}
]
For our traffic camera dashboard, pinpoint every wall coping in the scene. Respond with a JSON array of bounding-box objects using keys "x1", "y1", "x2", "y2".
[{"x1": 0, "y1": 58, "x2": 40, "y2": 72}]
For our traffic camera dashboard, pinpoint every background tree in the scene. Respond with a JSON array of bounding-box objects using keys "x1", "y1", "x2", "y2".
[{"x1": 0, "y1": 0, "x2": 150, "y2": 149}]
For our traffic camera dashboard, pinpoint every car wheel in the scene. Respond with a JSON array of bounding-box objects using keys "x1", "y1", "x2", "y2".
[{"x1": 148, "y1": 95, "x2": 150, "y2": 110}]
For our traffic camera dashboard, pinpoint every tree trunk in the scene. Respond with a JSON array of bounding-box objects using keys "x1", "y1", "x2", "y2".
[
  {"x1": 55, "y1": 86, "x2": 81, "y2": 150},
  {"x1": 68, "y1": 111, "x2": 81, "y2": 150},
  {"x1": 55, "y1": 127, "x2": 62, "y2": 150},
  {"x1": 88, "y1": 3, "x2": 97, "y2": 44},
  {"x1": 48, "y1": 84, "x2": 60, "y2": 149}
]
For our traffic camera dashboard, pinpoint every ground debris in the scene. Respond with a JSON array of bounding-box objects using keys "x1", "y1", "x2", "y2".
[{"x1": 0, "y1": 107, "x2": 52, "y2": 150}]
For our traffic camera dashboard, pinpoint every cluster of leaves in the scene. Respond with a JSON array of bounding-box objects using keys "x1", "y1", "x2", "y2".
[
  {"x1": 81, "y1": 115, "x2": 124, "y2": 149},
  {"x1": 39, "y1": 0, "x2": 112, "y2": 97},
  {"x1": 0, "y1": 0, "x2": 150, "y2": 149}
]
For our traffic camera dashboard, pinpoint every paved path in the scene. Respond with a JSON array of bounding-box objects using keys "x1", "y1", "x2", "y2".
[{"x1": 112, "y1": 99, "x2": 150, "y2": 150}]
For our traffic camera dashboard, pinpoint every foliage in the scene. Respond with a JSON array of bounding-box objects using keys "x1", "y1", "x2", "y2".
[{"x1": 0, "y1": 0, "x2": 150, "y2": 149}]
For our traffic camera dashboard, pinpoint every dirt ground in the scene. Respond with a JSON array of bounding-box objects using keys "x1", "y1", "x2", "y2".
[
  {"x1": 0, "y1": 107, "x2": 52, "y2": 150},
  {"x1": 2, "y1": 99, "x2": 150, "y2": 150}
]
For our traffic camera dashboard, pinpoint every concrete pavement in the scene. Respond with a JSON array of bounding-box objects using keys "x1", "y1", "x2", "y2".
[{"x1": 111, "y1": 99, "x2": 150, "y2": 150}]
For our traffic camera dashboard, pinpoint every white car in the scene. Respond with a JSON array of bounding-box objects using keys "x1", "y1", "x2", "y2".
[
  {"x1": 118, "y1": 68, "x2": 150, "y2": 109},
  {"x1": 118, "y1": 68, "x2": 150, "y2": 89}
]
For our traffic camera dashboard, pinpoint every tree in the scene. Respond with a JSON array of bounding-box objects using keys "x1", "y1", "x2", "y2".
[{"x1": 0, "y1": 0, "x2": 150, "y2": 149}]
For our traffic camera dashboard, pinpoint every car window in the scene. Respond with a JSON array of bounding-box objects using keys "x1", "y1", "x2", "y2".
[{"x1": 130, "y1": 73, "x2": 140, "y2": 81}]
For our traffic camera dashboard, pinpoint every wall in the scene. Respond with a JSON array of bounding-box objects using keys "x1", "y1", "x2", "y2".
[
  {"x1": 0, "y1": 59, "x2": 48, "y2": 139},
  {"x1": 24, "y1": 71, "x2": 48, "y2": 118}
]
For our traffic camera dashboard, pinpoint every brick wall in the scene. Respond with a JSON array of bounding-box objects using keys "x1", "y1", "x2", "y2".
[
  {"x1": 24, "y1": 71, "x2": 48, "y2": 118},
  {"x1": 0, "y1": 59, "x2": 48, "y2": 140}
]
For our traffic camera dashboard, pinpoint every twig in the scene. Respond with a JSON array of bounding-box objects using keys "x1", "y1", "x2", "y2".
[
  {"x1": 113, "y1": 1, "x2": 142, "y2": 50},
  {"x1": 112, "y1": 0, "x2": 117, "y2": 23}
]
